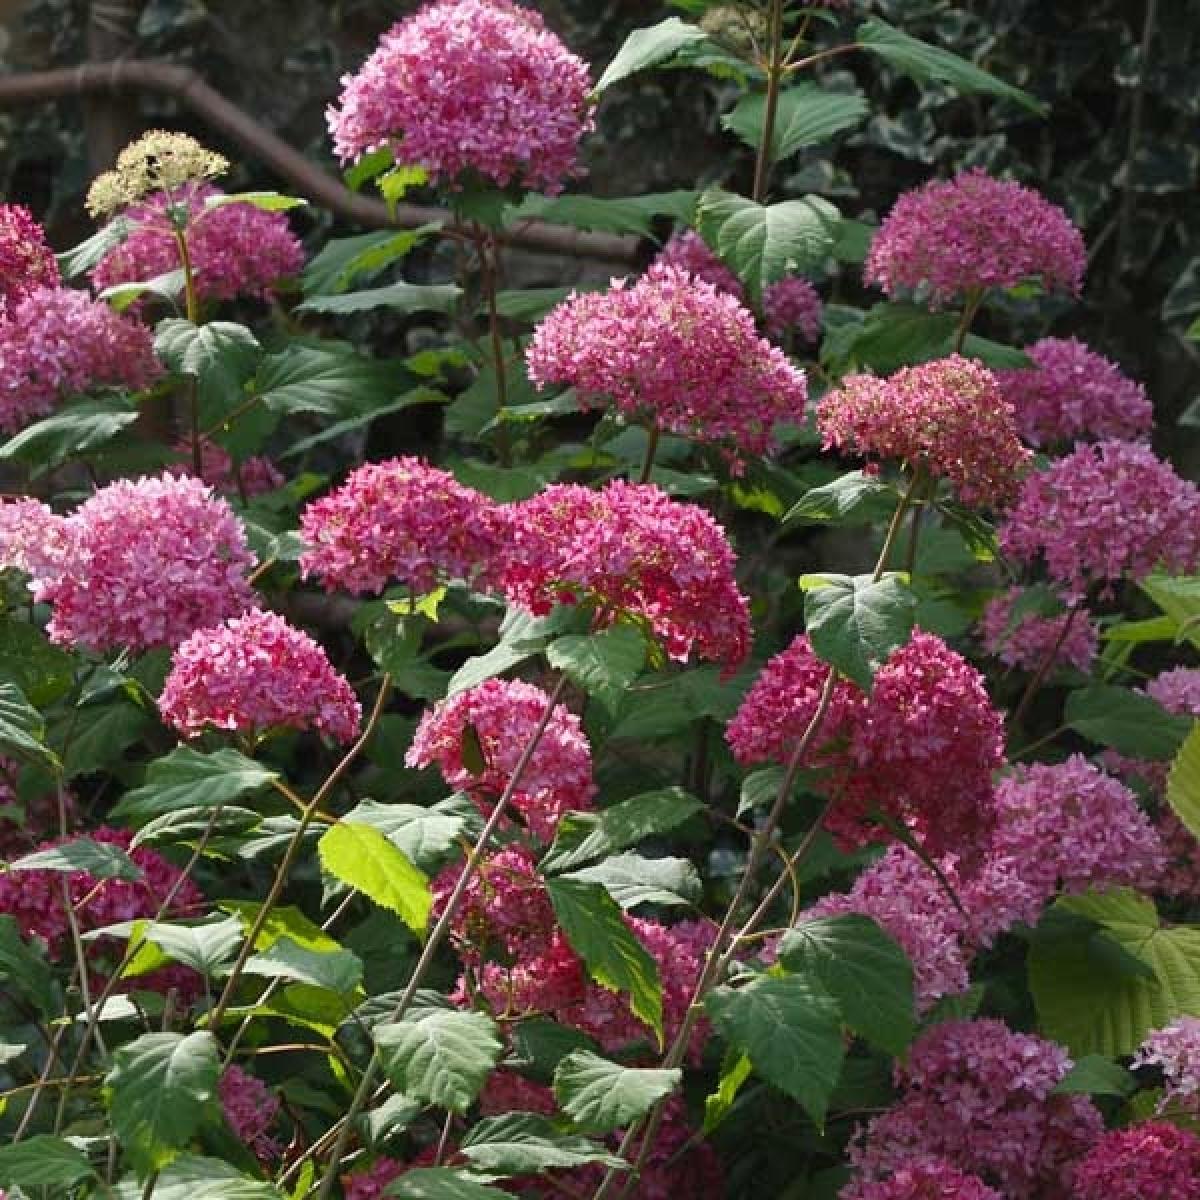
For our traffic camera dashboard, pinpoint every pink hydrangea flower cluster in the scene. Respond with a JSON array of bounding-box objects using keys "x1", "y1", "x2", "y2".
[
  {"x1": 1132, "y1": 1017, "x2": 1200, "y2": 1114},
  {"x1": 841, "y1": 1157, "x2": 1002, "y2": 1200},
  {"x1": 407, "y1": 679, "x2": 594, "y2": 841},
  {"x1": 171, "y1": 435, "x2": 285, "y2": 498},
  {"x1": 327, "y1": 0, "x2": 593, "y2": 193},
  {"x1": 851, "y1": 1019, "x2": 1103, "y2": 1199},
  {"x1": 1155, "y1": 809, "x2": 1200, "y2": 899},
  {"x1": 999, "y1": 440, "x2": 1200, "y2": 599},
  {"x1": 815, "y1": 355, "x2": 1031, "y2": 507},
  {"x1": 219, "y1": 1064, "x2": 282, "y2": 1165},
  {"x1": 1069, "y1": 1121, "x2": 1200, "y2": 1200},
  {"x1": 300, "y1": 457, "x2": 504, "y2": 597},
  {"x1": 0, "y1": 758, "x2": 74, "y2": 858},
  {"x1": 979, "y1": 588, "x2": 1098, "y2": 673},
  {"x1": 159, "y1": 609, "x2": 362, "y2": 744},
  {"x1": 727, "y1": 631, "x2": 1005, "y2": 857},
  {"x1": 36, "y1": 473, "x2": 256, "y2": 653},
  {"x1": 864, "y1": 169, "x2": 1086, "y2": 308},
  {"x1": 996, "y1": 337, "x2": 1153, "y2": 447},
  {"x1": 0, "y1": 203, "x2": 60, "y2": 316},
  {"x1": 0, "y1": 498, "x2": 67, "y2": 578},
  {"x1": 90, "y1": 183, "x2": 303, "y2": 306},
  {"x1": 1146, "y1": 667, "x2": 1200, "y2": 718},
  {"x1": 500, "y1": 481, "x2": 751, "y2": 669},
  {"x1": 654, "y1": 230, "x2": 745, "y2": 296},
  {"x1": 527, "y1": 264, "x2": 808, "y2": 466},
  {"x1": 0, "y1": 285, "x2": 160, "y2": 434}
]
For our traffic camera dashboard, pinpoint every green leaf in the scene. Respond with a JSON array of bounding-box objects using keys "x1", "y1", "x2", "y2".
[
  {"x1": 542, "y1": 788, "x2": 704, "y2": 873},
  {"x1": 124, "y1": 916, "x2": 244, "y2": 979},
  {"x1": 802, "y1": 572, "x2": 916, "y2": 691},
  {"x1": 0, "y1": 914, "x2": 58, "y2": 1013},
  {"x1": 706, "y1": 974, "x2": 845, "y2": 1126},
  {"x1": 460, "y1": 1113, "x2": 624, "y2": 1173},
  {"x1": 57, "y1": 216, "x2": 131, "y2": 278},
  {"x1": 113, "y1": 747, "x2": 279, "y2": 822},
  {"x1": 386, "y1": 1171, "x2": 511, "y2": 1200},
  {"x1": 723, "y1": 84, "x2": 868, "y2": 159},
  {"x1": 104, "y1": 1031, "x2": 221, "y2": 1174},
  {"x1": 596, "y1": 18, "x2": 710, "y2": 90},
  {"x1": 547, "y1": 877, "x2": 664, "y2": 1042},
  {"x1": 783, "y1": 471, "x2": 898, "y2": 527},
  {"x1": 10, "y1": 836, "x2": 141, "y2": 881},
  {"x1": 0, "y1": 1135, "x2": 96, "y2": 1189},
  {"x1": 514, "y1": 191, "x2": 699, "y2": 238},
  {"x1": 0, "y1": 396, "x2": 139, "y2": 472},
  {"x1": 553, "y1": 1050, "x2": 680, "y2": 1133},
  {"x1": 113, "y1": 1155, "x2": 283, "y2": 1200},
  {"x1": 302, "y1": 226, "x2": 441, "y2": 295},
  {"x1": 60, "y1": 700, "x2": 149, "y2": 779},
  {"x1": 703, "y1": 1049, "x2": 753, "y2": 1134},
  {"x1": 1064, "y1": 686, "x2": 1192, "y2": 760},
  {"x1": 99, "y1": 268, "x2": 186, "y2": 311},
  {"x1": 1029, "y1": 889, "x2": 1200, "y2": 1055},
  {"x1": 564, "y1": 853, "x2": 701, "y2": 910},
  {"x1": 298, "y1": 281, "x2": 461, "y2": 315},
  {"x1": 1053, "y1": 1054, "x2": 1138, "y2": 1098},
  {"x1": 856, "y1": 18, "x2": 1044, "y2": 112},
  {"x1": 204, "y1": 190, "x2": 306, "y2": 212},
  {"x1": 697, "y1": 188, "x2": 840, "y2": 299},
  {"x1": 154, "y1": 318, "x2": 262, "y2": 394},
  {"x1": 778, "y1": 915, "x2": 916, "y2": 1055},
  {"x1": 1168, "y1": 724, "x2": 1200, "y2": 840},
  {"x1": 341, "y1": 799, "x2": 466, "y2": 873},
  {"x1": 825, "y1": 303, "x2": 957, "y2": 375},
  {"x1": 252, "y1": 345, "x2": 400, "y2": 417},
  {"x1": 1141, "y1": 572, "x2": 1200, "y2": 652},
  {"x1": 318, "y1": 821, "x2": 431, "y2": 936},
  {"x1": 375, "y1": 1009, "x2": 503, "y2": 1113},
  {"x1": 0, "y1": 681, "x2": 59, "y2": 772},
  {"x1": 0, "y1": 618, "x2": 74, "y2": 706},
  {"x1": 242, "y1": 936, "x2": 364, "y2": 996},
  {"x1": 546, "y1": 625, "x2": 646, "y2": 713}
]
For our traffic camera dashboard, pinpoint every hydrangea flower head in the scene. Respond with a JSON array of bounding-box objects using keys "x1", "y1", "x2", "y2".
[
  {"x1": 169, "y1": 435, "x2": 284, "y2": 498},
  {"x1": 979, "y1": 588, "x2": 1098, "y2": 673},
  {"x1": 328, "y1": 0, "x2": 593, "y2": 193},
  {"x1": 1146, "y1": 667, "x2": 1200, "y2": 718},
  {"x1": 0, "y1": 498, "x2": 68, "y2": 579},
  {"x1": 159, "y1": 609, "x2": 362, "y2": 743},
  {"x1": 762, "y1": 275, "x2": 823, "y2": 344},
  {"x1": 816, "y1": 355, "x2": 1031, "y2": 507},
  {"x1": 999, "y1": 440, "x2": 1200, "y2": 598},
  {"x1": 841, "y1": 1158, "x2": 1003, "y2": 1200},
  {"x1": 300, "y1": 457, "x2": 504, "y2": 597},
  {"x1": 500, "y1": 481, "x2": 751, "y2": 668},
  {"x1": 37, "y1": 473, "x2": 255, "y2": 652},
  {"x1": 997, "y1": 337, "x2": 1153, "y2": 447},
  {"x1": 653, "y1": 230, "x2": 744, "y2": 297},
  {"x1": 1069, "y1": 1121, "x2": 1200, "y2": 1200},
  {"x1": 91, "y1": 183, "x2": 303, "y2": 306},
  {"x1": 865, "y1": 169, "x2": 1085, "y2": 308},
  {"x1": 219, "y1": 1065, "x2": 282, "y2": 1165},
  {"x1": 1133, "y1": 1017, "x2": 1200, "y2": 1114},
  {"x1": 0, "y1": 285, "x2": 160, "y2": 433},
  {"x1": 528, "y1": 264, "x2": 808, "y2": 467},
  {"x1": 407, "y1": 678, "x2": 593, "y2": 841},
  {"x1": 0, "y1": 204, "x2": 60, "y2": 316},
  {"x1": 86, "y1": 130, "x2": 229, "y2": 218}
]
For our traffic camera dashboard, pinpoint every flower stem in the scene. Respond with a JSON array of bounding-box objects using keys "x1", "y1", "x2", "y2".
[
  {"x1": 638, "y1": 424, "x2": 661, "y2": 484},
  {"x1": 477, "y1": 226, "x2": 512, "y2": 466},
  {"x1": 1010, "y1": 603, "x2": 1082, "y2": 728},
  {"x1": 172, "y1": 227, "x2": 204, "y2": 476},
  {"x1": 952, "y1": 288, "x2": 984, "y2": 354},
  {"x1": 751, "y1": 0, "x2": 786, "y2": 204}
]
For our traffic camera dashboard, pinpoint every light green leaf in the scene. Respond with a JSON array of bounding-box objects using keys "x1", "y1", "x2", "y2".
[
  {"x1": 318, "y1": 821, "x2": 431, "y2": 936},
  {"x1": 547, "y1": 877, "x2": 663, "y2": 1042},
  {"x1": 723, "y1": 84, "x2": 868, "y2": 159},
  {"x1": 553, "y1": 1050, "x2": 680, "y2": 1133},
  {"x1": 99, "y1": 268, "x2": 186, "y2": 311},
  {"x1": 547, "y1": 625, "x2": 646, "y2": 713},
  {"x1": 1141, "y1": 572, "x2": 1200, "y2": 651},
  {"x1": 778, "y1": 915, "x2": 916, "y2": 1055},
  {"x1": 375, "y1": 1009, "x2": 503, "y2": 1113},
  {"x1": 298, "y1": 281, "x2": 461, "y2": 315},
  {"x1": 1064, "y1": 686, "x2": 1192, "y2": 760},
  {"x1": 124, "y1": 916, "x2": 244, "y2": 979},
  {"x1": 460, "y1": 1113, "x2": 625, "y2": 1173},
  {"x1": 0, "y1": 397, "x2": 140, "y2": 473},
  {"x1": 564, "y1": 853, "x2": 701, "y2": 910},
  {"x1": 0, "y1": 1135, "x2": 96, "y2": 1189},
  {"x1": 113, "y1": 747, "x2": 279, "y2": 822},
  {"x1": 705, "y1": 974, "x2": 845, "y2": 1126},
  {"x1": 703, "y1": 1049, "x2": 753, "y2": 1134},
  {"x1": 386, "y1": 1170, "x2": 511, "y2": 1199},
  {"x1": 1169, "y1": 724, "x2": 1200, "y2": 840},
  {"x1": 242, "y1": 936, "x2": 364, "y2": 995},
  {"x1": 204, "y1": 190, "x2": 306, "y2": 212},
  {"x1": 596, "y1": 18, "x2": 710, "y2": 90},
  {"x1": 340, "y1": 800, "x2": 466, "y2": 873},
  {"x1": 10, "y1": 837, "x2": 141, "y2": 881},
  {"x1": 1054, "y1": 1054, "x2": 1138, "y2": 1097}
]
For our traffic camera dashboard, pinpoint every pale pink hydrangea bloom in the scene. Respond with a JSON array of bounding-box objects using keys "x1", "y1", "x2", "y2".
[
  {"x1": 500, "y1": 481, "x2": 750, "y2": 669},
  {"x1": 408, "y1": 678, "x2": 594, "y2": 841},
  {"x1": 300, "y1": 457, "x2": 504, "y2": 597},
  {"x1": 0, "y1": 203, "x2": 60, "y2": 317},
  {"x1": 999, "y1": 440, "x2": 1200, "y2": 599},
  {"x1": 816, "y1": 355, "x2": 1031, "y2": 507},
  {"x1": 851, "y1": 1019, "x2": 1103, "y2": 1200},
  {"x1": 979, "y1": 588, "x2": 1098, "y2": 673},
  {"x1": 219, "y1": 1064, "x2": 282, "y2": 1164},
  {"x1": 36, "y1": 473, "x2": 256, "y2": 653},
  {"x1": 528, "y1": 264, "x2": 808, "y2": 467},
  {"x1": 841, "y1": 1158, "x2": 1003, "y2": 1200},
  {"x1": 327, "y1": 0, "x2": 593, "y2": 193},
  {"x1": 159, "y1": 609, "x2": 362, "y2": 744},
  {"x1": 653, "y1": 230, "x2": 745, "y2": 296},
  {"x1": 0, "y1": 498, "x2": 68, "y2": 579},
  {"x1": 1146, "y1": 667, "x2": 1200, "y2": 718},
  {"x1": 170, "y1": 436, "x2": 285, "y2": 498},
  {"x1": 0, "y1": 285, "x2": 160, "y2": 433},
  {"x1": 865, "y1": 169, "x2": 1086, "y2": 308},
  {"x1": 762, "y1": 275, "x2": 823, "y2": 344},
  {"x1": 1069, "y1": 1122, "x2": 1200, "y2": 1200},
  {"x1": 996, "y1": 337, "x2": 1153, "y2": 447},
  {"x1": 90, "y1": 183, "x2": 303, "y2": 306},
  {"x1": 1132, "y1": 1017, "x2": 1200, "y2": 1114}
]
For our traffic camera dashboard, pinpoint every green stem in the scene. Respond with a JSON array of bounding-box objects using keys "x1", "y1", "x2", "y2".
[
  {"x1": 1010, "y1": 603, "x2": 1082, "y2": 728},
  {"x1": 751, "y1": 0, "x2": 786, "y2": 204},
  {"x1": 477, "y1": 227, "x2": 512, "y2": 467},
  {"x1": 638, "y1": 424, "x2": 661, "y2": 484},
  {"x1": 952, "y1": 288, "x2": 984, "y2": 354},
  {"x1": 172, "y1": 227, "x2": 203, "y2": 475}
]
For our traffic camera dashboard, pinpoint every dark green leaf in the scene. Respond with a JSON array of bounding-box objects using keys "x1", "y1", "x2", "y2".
[
  {"x1": 0, "y1": 682, "x2": 59, "y2": 772},
  {"x1": 251, "y1": 345, "x2": 401, "y2": 418},
  {"x1": 298, "y1": 281, "x2": 460, "y2": 315},
  {"x1": 1064, "y1": 686, "x2": 1192, "y2": 760},
  {"x1": 514, "y1": 191, "x2": 698, "y2": 238},
  {"x1": 242, "y1": 937, "x2": 364, "y2": 995},
  {"x1": 0, "y1": 397, "x2": 139, "y2": 472},
  {"x1": 564, "y1": 853, "x2": 701, "y2": 909},
  {"x1": 1054, "y1": 1054, "x2": 1138, "y2": 1098},
  {"x1": 11, "y1": 836, "x2": 141, "y2": 881},
  {"x1": 596, "y1": 18, "x2": 710, "y2": 90},
  {"x1": 0, "y1": 1136, "x2": 96, "y2": 1189},
  {"x1": 783, "y1": 471, "x2": 898, "y2": 527},
  {"x1": 57, "y1": 216, "x2": 131, "y2": 278},
  {"x1": 0, "y1": 915, "x2": 58, "y2": 1013},
  {"x1": 113, "y1": 747, "x2": 279, "y2": 822},
  {"x1": 386, "y1": 1170, "x2": 511, "y2": 1200},
  {"x1": 553, "y1": 1050, "x2": 680, "y2": 1133},
  {"x1": 460, "y1": 1113, "x2": 624, "y2": 1173},
  {"x1": 546, "y1": 625, "x2": 646, "y2": 713},
  {"x1": 723, "y1": 84, "x2": 868, "y2": 158}
]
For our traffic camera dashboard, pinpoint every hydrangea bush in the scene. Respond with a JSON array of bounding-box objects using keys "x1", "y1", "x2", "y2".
[{"x1": 0, "y1": 2, "x2": 1199, "y2": 1198}]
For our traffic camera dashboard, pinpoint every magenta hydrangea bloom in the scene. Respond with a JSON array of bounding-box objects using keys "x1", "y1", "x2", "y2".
[
  {"x1": 328, "y1": 0, "x2": 593, "y2": 193},
  {"x1": 0, "y1": 285, "x2": 160, "y2": 434},
  {"x1": 979, "y1": 588, "x2": 1098, "y2": 673},
  {"x1": 864, "y1": 169, "x2": 1086, "y2": 308},
  {"x1": 501, "y1": 481, "x2": 751, "y2": 669},
  {"x1": 0, "y1": 203, "x2": 60, "y2": 317},
  {"x1": 219, "y1": 1065, "x2": 282, "y2": 1165},
  {"x1": 528, "y1": 264, "x2": 808, "y2": 466},
  {"x1": 36, "y1": 473, "x2": 255, "y2": 653},
  {"x1": 999, "y1": 440, "x2": 1200, "y2": 599},
  {"x1": 300, "y1": 457, "x2": 504, "y2": 597},
  {"x1": 90, "y1": 183, "x2": 303, "y2": 306},
  {"x1": 841, "y1": 1158, "x2": 1002, "y2": 1200},
  {"x1": 1146, "y1": 667, "x2": 1200, "y2": 718},
  {"x1": 170, "y1": 435, "x2": 284, "y2": 498},
  {"x1": 851, "y1": 1018, "x2": 1103, "y2": 1200},
  {"x1": 997, "y1": 337, "x2": 1153, "y2": 448},
  {"x1": 654, "y1": 230, "x2": 745, "y2": 296},
  {"x1": 159, "y1": 609, "x2": 362, "y2": 744},
  {"x1": 1133, "y1": 1017, "x2": 1200, "y2": 1114},
  {"x1": 0, "y1": 498, "x2": 67, "y2": 579},
  {"x1": 407, "y1": 678, "x2": 594, "y2": 841},
  {"x1": 1069, "y1": 1122, "x2": 1200, "y2": 1200},
  {"x1": 762, "y1": 275, "x2": 823, "y2": 344},
  {"x1": 816, "y1": 355, "x2": 1031, "y2": 507}
]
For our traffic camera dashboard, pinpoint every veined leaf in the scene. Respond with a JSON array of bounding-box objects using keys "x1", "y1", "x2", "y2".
[
  {"x1": 597, "y1": 18, "x2": 710, "y2": 90},
  {"x1": 376, "y1": 1009, "x2": 503, "y2": 1113},
  {"x1": 553, "y1": 1050, "x2": 680, "y2": 1133},
  {"x1": 723, "y1": 84, "x2": 868, "y2": 159},
  {"x1": 113, "y1": 747, "x2": 279, "y2": 822},
  {"x1": 1168, "y1": 723, "x2": 1200, "y2": 840},
  {"x1": 319, "y1": 821, "x2": 431, "y2": 936}
]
